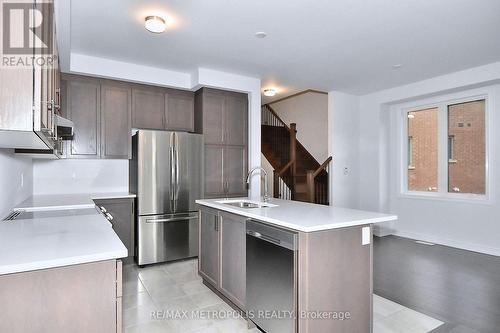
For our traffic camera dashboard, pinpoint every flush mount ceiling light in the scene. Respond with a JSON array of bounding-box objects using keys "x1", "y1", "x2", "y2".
[
  {"x1": 263, "y1": 88, "x2": 276, "y2": 97},
  {"x1": 255, "y1": 31, "x2": 267, "y2": 39},
  {"x1": 145, "y1": 15, "x2": 166, "y2": 33},
  {"x1": 392, "y1": 64, "x2": 403, "y2": 69}
]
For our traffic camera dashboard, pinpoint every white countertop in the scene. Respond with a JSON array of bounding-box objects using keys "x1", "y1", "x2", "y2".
[
  {"x1": 14, "y1": 192, "x2": 136, "y2": 212},
  {"x1": 196, "y1": 198, "x2": 397, "y2": 232},
  {"x1": 0, "y1": 209, "x2": 127, "y2": 275}
]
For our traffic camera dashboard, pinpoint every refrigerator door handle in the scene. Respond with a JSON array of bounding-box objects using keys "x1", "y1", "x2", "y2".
[
  {"x1": 146, "y1": 216, "x2": 198, "y2": 223},
  {"x1": 175, "y1": 133, "x2": 180, "y2": 201},
  {"x1": 169, "y1": 133, "x2": 175, "y2": 212}
]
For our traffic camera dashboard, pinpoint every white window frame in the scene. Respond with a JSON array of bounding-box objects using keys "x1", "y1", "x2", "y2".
[{"x1": 397, "y1": 88, "x2": 492, "y2": 203}]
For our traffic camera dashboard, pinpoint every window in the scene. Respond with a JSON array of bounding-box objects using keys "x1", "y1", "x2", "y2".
[
  {"x1": 407, "y1": 108, "x2": 439, "y2": 192},
  {"x1": 404, "y1": 98, "x2": 487, "y2": 197},
  {"x1": 447, "y1": 100, "x2": 486, "y2": 194}
]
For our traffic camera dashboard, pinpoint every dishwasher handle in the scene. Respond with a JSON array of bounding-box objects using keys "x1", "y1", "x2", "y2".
[
  {"x1": 246, "y1": 220, "x2": 297, "y2": 251},
  {"x1": 247, "y1": 230, "x2": 282, "y2": 245}
]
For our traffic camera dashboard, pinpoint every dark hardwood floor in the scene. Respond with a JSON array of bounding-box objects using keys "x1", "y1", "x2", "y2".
[{"x1": 374, "y1": 235, "x2": 500, "y2": 333}]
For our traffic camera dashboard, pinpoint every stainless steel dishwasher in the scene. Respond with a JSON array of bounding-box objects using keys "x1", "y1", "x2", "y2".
[{"x1": 246, "y1": 220, "x2": 298, "y2": 333}]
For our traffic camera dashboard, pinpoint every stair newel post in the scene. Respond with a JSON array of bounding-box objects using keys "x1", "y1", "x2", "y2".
[
  {"x1": 306, "y1": 170, "x2": 315, "y2": 203},
  {"x1": 289, "y1": 123, "x2": 297, "y2": 196},
  {"x1": 273, "y1": 170, "x2": 279, "y2": 198}
]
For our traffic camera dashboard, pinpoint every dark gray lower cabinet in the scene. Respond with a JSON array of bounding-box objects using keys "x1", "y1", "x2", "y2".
[
  {"x1": 94, "y1": 198, "x2": 135, "y2": 258},
  {"x1": 199, "y1": 207, "x2": 220, "y2": 287},
  {"x1": 219, "y1": 211, "x2": 246, "y2": 309},
  {"x1": 199, "y1": 208, "x2": 246, "y2": 310}
]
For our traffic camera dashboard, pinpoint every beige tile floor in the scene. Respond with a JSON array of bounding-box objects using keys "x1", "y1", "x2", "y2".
[{"x1": 122, "y1": 259, "x2": 443, "y2": 333}]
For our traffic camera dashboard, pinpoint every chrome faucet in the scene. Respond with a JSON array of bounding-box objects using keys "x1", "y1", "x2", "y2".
[{"x1": 246, "y1": 167, "x2": 270, "y2": 202}]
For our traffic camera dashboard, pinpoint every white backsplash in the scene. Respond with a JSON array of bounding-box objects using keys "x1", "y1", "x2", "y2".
[
  {"x1": 0, "y1": 149, "x2": 33, "y2": 218},
  {"x1": 33, "y1": 159, "x2": 129, "y2": 195}
]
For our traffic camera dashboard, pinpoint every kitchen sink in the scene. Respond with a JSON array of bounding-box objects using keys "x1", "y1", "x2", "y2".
[{"x1": 216, "y1": 200, "x2": 277, "y2": 209}]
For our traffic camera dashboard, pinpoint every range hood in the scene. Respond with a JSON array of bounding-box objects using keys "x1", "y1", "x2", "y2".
[
  {"x1": 54, "y1": 114, "x2": 74, "y2": 140},
  {"x1": 13, "y1": 115, "x2": 73, "y2": 158}
]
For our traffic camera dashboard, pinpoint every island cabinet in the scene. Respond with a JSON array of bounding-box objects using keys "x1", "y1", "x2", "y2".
[
  {"x1": 198, "y1": 204, "x2": 375, "y2": 333},
  {"x1": 94, "y1": 198, "x2": 135, "y2": 258},
  {"x1": 0, "y1": 260, "x2": 123, "y2": 333},
  {"x1": 198, "y1": 208, "x2": 247, "y2": 309},
  {"x1": 195, "y1": 88, "x2": 248, "y2": 199}
]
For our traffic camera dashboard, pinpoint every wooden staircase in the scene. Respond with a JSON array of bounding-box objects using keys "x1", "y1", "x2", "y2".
[{"x1": 261, "y1": 104, "x2": 332, "y2": 205}]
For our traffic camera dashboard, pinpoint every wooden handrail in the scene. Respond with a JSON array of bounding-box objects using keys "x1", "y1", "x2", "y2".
[
  {"x1": 263, "y1": 104, "x2": 290, "y2": 130},
  {"x1": 312, "y1": 156, "x2": 333, "y2": 178},
  {"x1": 277, "y1": 160, "x2": 294, "y2": 176}
]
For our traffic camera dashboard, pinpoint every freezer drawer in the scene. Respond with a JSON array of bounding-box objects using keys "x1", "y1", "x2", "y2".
[{"x1": 137, "y1": 212, "x2": 199, "y2": 265}]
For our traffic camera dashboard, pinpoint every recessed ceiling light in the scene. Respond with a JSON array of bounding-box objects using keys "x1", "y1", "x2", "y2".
[
  {"x1": 263, "y1": 88, "x2": 276, "y2": 97},
  {"x1": 255, "y1": 32, "x2": 267, "y2": 39},
  {"x1": 145, "y1": 15, "x2": 166, "y2": 33},
  {"x1": 392, "y1": 64, "x2": 403, "y2": 69}
]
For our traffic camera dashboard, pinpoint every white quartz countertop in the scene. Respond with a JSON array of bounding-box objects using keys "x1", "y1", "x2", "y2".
[
  {"x1": 196, "y1": 198, "x2": 397, "y2": 232},
  {"x1": 14, "y1": 192, "x2": 136, "y2": 212},
  {"x1": 0, "y1": 209, "x2": 127, "y2": 275}
]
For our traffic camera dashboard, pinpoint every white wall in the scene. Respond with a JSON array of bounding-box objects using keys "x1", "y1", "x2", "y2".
[
  {"x1": 0, "y1": 150, "x2": 32, "y2": 218},
  {"x1": 352, "y1": 61, "x2": 500, "y2": 256},
  {"x1": 328, "y1": 92, "x2": 360, "y2": 208},
  {"x1": 270, "y1": 92, "x2": 329, "y2": 163},
  {"x1": 33, "y1": 159, "x2": 129, "y2": 195}
]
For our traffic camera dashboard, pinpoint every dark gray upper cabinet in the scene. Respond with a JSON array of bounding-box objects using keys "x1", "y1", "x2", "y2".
[
  {"x1": 65, "y1": 77, "x2": 101, "y2": 158},
  {"x1": 131, "y1": 87, "x2": 165, "y2": 130},
  {"x1": 196, "y1": 88, "x2": 249, "y2": 198},
  {"x1": 165, "y1": 90, "x2": 194, "y2": 132},
  {"x1": 61, "y1": 75, "x2": 198, "y2": 159},
  {"x1": 100, "y1": 84, "x2": 132, "y2": 159},
  {"x1": 225, "y1": 95, "x2": 248, "y2": 146},
  {"x1": 202, "y1": 91, "x2": 225, "y2": 145},
  {"x1": 94, "y1": 198, "x2": 135, "y2": 258}
]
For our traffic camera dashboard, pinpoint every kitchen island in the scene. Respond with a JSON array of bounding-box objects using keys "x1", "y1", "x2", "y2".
[{"x1": 196, "y1": 198, "x2": 397, "y2": 333}]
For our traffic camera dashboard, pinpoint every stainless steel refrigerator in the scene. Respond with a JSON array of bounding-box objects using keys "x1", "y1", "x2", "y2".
[{"x1": 130, "y1": 130, "x2": 203, "y2": 266}]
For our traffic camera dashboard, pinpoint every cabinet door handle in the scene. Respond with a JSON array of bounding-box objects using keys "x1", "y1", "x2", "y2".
[{"x1": 214, "y1": 216, "x2": 218, "y2": 232}]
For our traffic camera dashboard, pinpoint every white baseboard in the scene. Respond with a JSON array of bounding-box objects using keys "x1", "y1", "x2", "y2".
[{"x1": 389, "y1": 230, "x2": 500, "y2": 257}]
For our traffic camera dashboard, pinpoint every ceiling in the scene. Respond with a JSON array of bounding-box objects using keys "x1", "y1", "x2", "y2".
[{"x1": 69, "y1": 0, "x2": 500, "y2": 99}]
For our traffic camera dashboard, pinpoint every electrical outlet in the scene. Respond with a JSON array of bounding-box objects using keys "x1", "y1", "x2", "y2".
[{"x1": 343, "y1": 167, "x2": 349, "y2": 175}]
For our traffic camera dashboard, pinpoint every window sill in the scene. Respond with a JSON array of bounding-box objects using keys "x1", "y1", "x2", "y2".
[{"x1": 398, "y1": 192, "x2": 492, "y2": 205}]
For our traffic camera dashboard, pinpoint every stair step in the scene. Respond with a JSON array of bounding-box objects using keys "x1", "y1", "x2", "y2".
[{"x1": 295, "y1": 183, "x2": 308, "y2": 193}]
